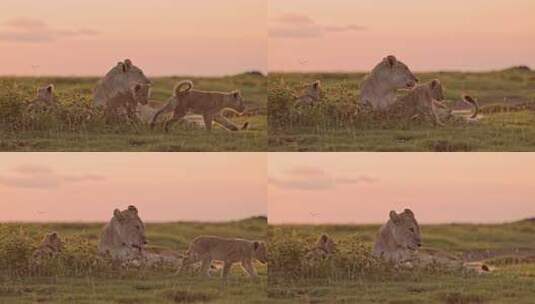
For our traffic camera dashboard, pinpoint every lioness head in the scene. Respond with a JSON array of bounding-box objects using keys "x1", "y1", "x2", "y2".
[
  {"x1": 226, "y1": 90, "x2": 246, "y2": 113},
  {"x1": 36, "y1": 84, "x2": 55, "y2": 104},
  {"x1": 317, "y1": 234, "x2": 336, "y2": 254},
  {"x1": 388, "y1": 209, "x2": 421, "y2": 251},
  {"x1": 375, "y1": 55, "x2": 418, "y2": 90},
  {"x1": 41, "y1": 231, "x2": 63, "y2": 251},
  {"x1": 253, "y1": 241, "x2": 267, "y2": 264},
  {"x1": 120, "y1": 59, "x2": 150, "y2": 84},
  {"x1": 112, "y1": 205, "x2": 147, "y2": 251},
  {"x1": 130, "y1": 83, "x2": 151, "y2": 105}
]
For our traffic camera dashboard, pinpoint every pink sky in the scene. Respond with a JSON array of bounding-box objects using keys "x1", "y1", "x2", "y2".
[
  {"x1": 269, "y1": 153, "x2": 535, "y2": 224},
  {"x1": 0, "y1": 153, "x2": 266, "y2": 222},
  {"x1": 269, "y1": 0, "x2": 535, "y2": 72},
  {"x1": 0, "y1": 0, "x2": 266, "y2": 76}
]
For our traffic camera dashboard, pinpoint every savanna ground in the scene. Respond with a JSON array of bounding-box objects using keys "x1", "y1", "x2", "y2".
[
  {"x1": 269, "y1": 68, "x2": 535, "y2": 151},
  {"x1": 0, "y1": 217, "x2": 268, "y2": 304},
  {"x1": 268, "y1": 219, "x2": 535, "y2": 303},
  {"x1": 0, "y1": 74, "x2": 266, "y2": 151}
]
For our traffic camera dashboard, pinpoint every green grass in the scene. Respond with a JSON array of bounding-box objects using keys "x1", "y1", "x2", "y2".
[
  {"x1": 268, "y1": 69, "x2": 535, "y2": 151},
  {"x1": 0, "y1": 74, "x2": 267, "y2": 151},
  {"x1": 268, "y1": 220, "x2": 535, "y2": 303},
  {"x1": 0, "y1": 217, "x2": 268, "y2": 303}
]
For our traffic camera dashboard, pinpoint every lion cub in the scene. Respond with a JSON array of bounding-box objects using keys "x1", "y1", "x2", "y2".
[
  {"x1": 108, "y1": 82, "x2": 151, "y2": 120},
  {"x1": 305, "y1": 234, "x2": 336, "y2": 260},
  {"x1": 150, "y1": 80, "x2": 248, "y2": 132},
  {"x1": 27, "y1": 84, "x2": 56, "y2": 111},
  {"x1": 30, "y1": 232, "x2": 64, "y2": 267},
  {"x1": 295, "y1": 80, "x2": 321, "y2": 107},
  {"x1": 393, "y1": 79, "x2": 479, "y2": 125},
  {"x1": 181, "y1": 235, "x2": 267, "y2": 280}
]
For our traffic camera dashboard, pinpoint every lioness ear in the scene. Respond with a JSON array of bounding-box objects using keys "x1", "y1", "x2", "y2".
[
  {"x1": 312, "y1": 80, "x2": 320, "y2": 89},
  {"x1": 403, "y1": 208, "x2": 415, "y2": 217},
  {"x1": 46, "y1": 84, "x2": 54, "y2": 93},
  {"x1": 232, "y1": 91, "x2": 240, "y2": 98},
  {"x1": 49, "y1": 232, "x2": 58, "y2": 239},
  {"x1": 430, "y1": 79, "x2": 439, "y2": 89},
  {"x1": 385, "y1": 55, "x2": 397, "y2": 67},
  {"x1": 389, "y1": 210, "x2": 400, "y2": 223},
  {"x1": 320, "y1": 234, "x2": 328, "y2": 243},
  {"x1": 253, "y1": 241, "x2": 260, "y2": 250},
  {"x1": 113, "y1": 209, "x2": 123, "y2": 220},
  {"x1": 128, "y1": 205, "x2": 138, "y2": 214},
  {"x1": 122, "y1": 59, "x2": 132, "y2": 72}
]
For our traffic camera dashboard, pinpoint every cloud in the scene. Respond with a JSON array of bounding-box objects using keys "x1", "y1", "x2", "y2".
[
  {"x1": 13, "y1": 164, "x2": 53, "y2": 174},
  {"x1": 269, "y1": 166, "x2": 378, "y2": 191},
  {"x1": 335, "y1": 175, "x2": 378, "y2": 184},
  {"x1": 269, "y1": 13, "x2": 366, "y2": 39},
  {"x1": 273, "y1": 13, "x2": 315, "y2": 25},
  {"x1": 323, "y1": 25, "x2": 367, "y2": 33},
  {"x1": 0, "y1": 164, "x2": 105, "y2": 189},
  {"x1": 62, "y1": 174, "x2": 106, "y2": 183},
  {"x1": 0, "y1": 17, "x2": 99, "y2": 43}
]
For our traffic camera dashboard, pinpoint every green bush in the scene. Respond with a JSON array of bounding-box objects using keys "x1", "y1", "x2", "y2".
[{"x1": 268, "y1": 229, "x2": 390, "y2": 282}]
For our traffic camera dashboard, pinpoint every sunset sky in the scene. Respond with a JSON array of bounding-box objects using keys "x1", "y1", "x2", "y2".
[
  {"x1": 269, "y1": 0, "x2": 535, "y2": 72},
  {"x1": 0, "y1": 153, "x2": 266, "y2": 222},
  {"x1": 269, "y1": 153, "x2": 535, "y2": 224},
  {"x1": 0, "y1": 0, "x2": 266, "y2": 76}
]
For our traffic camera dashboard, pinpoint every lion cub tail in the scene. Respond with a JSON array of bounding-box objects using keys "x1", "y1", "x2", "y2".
[
  {"x1": 462, "y1": 95, "x2": 480, "y2": 119},
  {"x1": 174, "y1": 80, "x2": 193, "y2": 96}
]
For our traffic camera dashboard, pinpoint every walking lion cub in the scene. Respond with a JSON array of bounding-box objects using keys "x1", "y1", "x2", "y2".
[
  {"x1": 150, "y1": 80, "x2": 248, "y2": 132},
  {"x1": 180, "y1": 235, "x2": 267, "y2": 280}
]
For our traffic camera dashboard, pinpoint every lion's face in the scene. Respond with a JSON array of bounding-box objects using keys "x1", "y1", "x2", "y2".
[
  {"x1": 112, "y1": 205, "x2": 147, "y2": 251},
  {"x1": 106, "y1": 59, "x2": 151, "y2": 96},
  {"x1": 227, "y1": 91, "x2": 246, "y2": 113},
  {"x1": 131, "y1": 83, "x2": 151, "y2": 105},
  {"x1": 377, "y1": 55, "x2": 418, "y2": 90},
  {"x1": 317, "y1": 234, "x2": 336, "y2": 254},
  {"x1": 253, "y1": 241, "x2": 267, "y2": 264},
  {"x1": 389, "y1": 209, "x2": 421, "y2": 251},
  {"x1": 41, "y1": 232, "x2": 63, "y2": 251},
  {"x1": 36, "y1": 84, "x2": 55, "y2": 104}
]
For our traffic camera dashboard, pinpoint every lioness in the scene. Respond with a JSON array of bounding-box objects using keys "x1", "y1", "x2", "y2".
[
  {"x1": 181, "y1": 235, "x2": 267, "y2": 280},
  {"x1": 373, "y1": 209, "x2": 490, "y2": 272},
  {"x1": 373, "y1": 209, "x2": 421, "y2": 264},
  {"x1": 93, "y1": 59, "x2": 151, "y2": 120},
  {"x1": 305, "y1": 234, "x2": 336, "y2": 259},
  {"x1": 360, "y1": 55, "x2": 419, "y2": 110},
  {"x1": 150, "y1": 80, "x2": 248, "y2": 132},
  {"x1": 27, "y1": 84, "x2": 56, "y2": 111},
  {"x1": 98, "y1": 205, "x2": 147, "y2": 261},
  {"x1": 295, "y1": 80, "x2": 321, "y2": 107}
]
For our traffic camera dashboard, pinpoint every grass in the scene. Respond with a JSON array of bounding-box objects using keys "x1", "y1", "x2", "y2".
[
  {"x1": 268, "y1": 219, "x2": 535, "y2": 303},
  {"x1": 0, "y1": 217, "x2": 268, "y2": 303},
  {"x1": 268, "y1": 69, "x2": 535, "y2": 151},
  {"x1": 0, "y1": 74, "x2": 267, "y2": 151}
]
